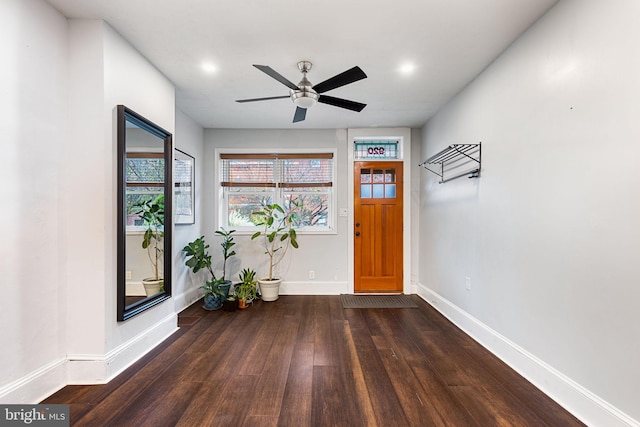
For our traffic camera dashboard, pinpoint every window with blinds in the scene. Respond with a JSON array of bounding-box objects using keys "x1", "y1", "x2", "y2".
[
  {"x1": 126, "y1": 152, "x2": 164, "y2": 229},
  {"x1": 219, "y1": 152, "x2": 334, "y2": 231}
]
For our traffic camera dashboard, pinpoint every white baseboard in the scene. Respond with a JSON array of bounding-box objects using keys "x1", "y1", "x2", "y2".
[
  {"x1": 67, "y1": 311, "x2": 178, "y2": 384},
  {"x1": 174, "y1": 285, "x2": 203, "y2": 313},
  {"x1": 279, "y1": 280, "x2": 349, "y2": 295},
  {"x1": 0, "y1": 313, "x2": 179, "y2": 403},
  {"x1": 417, "y1": 283, "x2": 640, "y2": 427},
  {"x1": 0, "y1": 358, "x2": 67, "y2": 404}
]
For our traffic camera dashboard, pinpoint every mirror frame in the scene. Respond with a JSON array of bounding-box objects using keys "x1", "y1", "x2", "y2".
[{"x1": 117, "y1": 105, "x2": 173, "y2": 321}]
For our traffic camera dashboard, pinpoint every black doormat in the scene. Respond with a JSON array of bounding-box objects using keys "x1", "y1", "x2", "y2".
[{"x1": 340, "y1": 294, "x2": 418, "y2": 309}]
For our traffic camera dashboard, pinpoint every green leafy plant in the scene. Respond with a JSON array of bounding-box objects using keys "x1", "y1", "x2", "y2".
[
  {"x1": 131, "y1": 194, "x2": 164, "y2": 281},
  {"x1": 200, "y1": 276, "x2": 226, "y2": 297},
  {"x1": 214, "y1": 228, "x2": 236, "y2": 281},
  {"x1": 234, "y1": 268, "x2": 258, "y2": 301},
  {"x1": 182, "y1": 236, "x2": 225, "y2": 296},
  {"x1": 250, "y1": 202, "x2": 300, "y2": 281}
]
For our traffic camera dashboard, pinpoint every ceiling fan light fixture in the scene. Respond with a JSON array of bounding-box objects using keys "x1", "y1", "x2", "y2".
[
  {"x1": 237, "y1": 60, "x2": 367, "y2": 122},
  {"x1": 291, "y1": 90, "x2": 319, "y2": 108}
]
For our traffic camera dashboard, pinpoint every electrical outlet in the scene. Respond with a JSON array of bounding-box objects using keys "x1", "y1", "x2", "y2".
[
  {"x1": 309, "y1": 270, "x2": 315, "y2": 279},
  {"x1": 465, "y1": 276, "x2": 471, "y2": 291},
  {"x1": 126, "y1": 271, "x2": 132, "y2": 280}
]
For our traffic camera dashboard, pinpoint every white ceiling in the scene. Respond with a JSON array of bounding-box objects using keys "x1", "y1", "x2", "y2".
[{"x1": 46, "y1": 0, "x2": 559, "y2": 129}]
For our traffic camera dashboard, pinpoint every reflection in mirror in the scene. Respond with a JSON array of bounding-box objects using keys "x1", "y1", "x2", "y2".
[{"x1": 117, "y1": 105, "x2": 172, "y2": 321}]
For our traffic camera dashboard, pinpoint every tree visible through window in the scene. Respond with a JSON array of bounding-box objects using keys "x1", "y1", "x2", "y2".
[{"x1": 219, "y1": 153, "x2": 334, "y2": 231}]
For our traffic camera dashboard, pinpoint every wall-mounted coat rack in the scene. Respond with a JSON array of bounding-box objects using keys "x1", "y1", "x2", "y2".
[{"x1": 419, "y1": 143, "x2": 481, "y2": 184}]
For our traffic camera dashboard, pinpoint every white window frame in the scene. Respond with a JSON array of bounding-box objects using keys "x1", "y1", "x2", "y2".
[{"x1": 216, "y1": 148, "x2": 337, "y2": 235}]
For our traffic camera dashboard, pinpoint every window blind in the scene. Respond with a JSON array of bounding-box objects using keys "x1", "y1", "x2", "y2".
[{"x1": 220, "y1": 153, "x2": 333, "y2": 188}]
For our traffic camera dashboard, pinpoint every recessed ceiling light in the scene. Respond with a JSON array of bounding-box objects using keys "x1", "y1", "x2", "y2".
[
  {"x1": 202, "y1": 62, "x2": 217, "y2": 73},
  {"x1": 399, "y1": 62, "x2": 416, "y2": 75}
]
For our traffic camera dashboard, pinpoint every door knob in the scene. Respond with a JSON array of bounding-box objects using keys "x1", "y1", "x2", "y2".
[{"x1": 355, "y1": 231, "x2": 361, "y2": 236}]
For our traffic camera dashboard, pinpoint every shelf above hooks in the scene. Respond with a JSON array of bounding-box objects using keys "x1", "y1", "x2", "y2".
[{"x1": 419, "y1": 143, "x2": 481, "y2": 184}]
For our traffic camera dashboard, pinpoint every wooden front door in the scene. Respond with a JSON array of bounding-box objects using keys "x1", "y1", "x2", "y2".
[{"x1": 354, "y1": 161, "x2": 404, "y2": 292}]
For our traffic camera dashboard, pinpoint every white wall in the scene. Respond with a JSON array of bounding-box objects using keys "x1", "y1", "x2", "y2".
[
  {"x1": 204, "y1": 129, "x2": 351, "y2": 293},
  {"x1": 0, "y1": 0, "x2": 68, "y2": 403},
  {"x1": 64, "y1": 18, "x2": 108, "y2": 366},
  {"x1": 65, "y1": 19, "x2": 178, "y2": 383},
  {"x1": 1, "y1": 1, "x2": 182, "y2": 401},
  {"x1": 419, "y1": 0, "x2": 640, "y2": 425},
  {"x1": 173, "y1": 108, "x2": 206, "y2": 310}
]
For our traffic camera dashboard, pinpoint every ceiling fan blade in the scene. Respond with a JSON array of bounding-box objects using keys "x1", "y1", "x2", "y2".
[
  {"x1": 254, "y1": 65, "x2": 299, "y2": 90},
  {"x1": 293, "y1": 107, "x2": 307, "y2": 123},
  {"x1": 236, "y1": 95, "x2": 290, "y2": 103},
  {"x1": 312, "y1": 66, "x2": 367, "y2": 94},
  {"x1": 318, "y1": 95, "x2": 366, "y2": 112}
]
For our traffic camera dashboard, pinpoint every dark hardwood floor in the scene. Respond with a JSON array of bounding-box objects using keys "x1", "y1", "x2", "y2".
[{"x1": 43, "y1": 295, "x2": 585, "y2": 426}]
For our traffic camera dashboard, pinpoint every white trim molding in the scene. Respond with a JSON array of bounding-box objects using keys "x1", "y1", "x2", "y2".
[
  {"x1": 67, "y1": 312, "x2": 178, "y2": 384},
  {"x1": 0, "y1": 358, "x2": 67, "y2": 404},
  {"x1": 416, "y1": 283, "x2": 640, "y2": 427},
  {"x1": 173, "y1": 284, "x2": 204, "y2": 314},
  {"x1": 279, "y1": 280, "x2": 349, "y2": 295},
  {"x1": 1, "y1": 313, "x2": 178, "y2": 404}
]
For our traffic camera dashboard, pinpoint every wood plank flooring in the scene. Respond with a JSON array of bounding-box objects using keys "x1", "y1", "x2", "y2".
[{"x1": 43, "y1": 295, "x2": 585, "y2": 426}]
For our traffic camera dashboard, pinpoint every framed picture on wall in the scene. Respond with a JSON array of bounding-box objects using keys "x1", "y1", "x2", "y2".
[{"x1": 174, "y1": 149, "x2": 195, "y2": 225}]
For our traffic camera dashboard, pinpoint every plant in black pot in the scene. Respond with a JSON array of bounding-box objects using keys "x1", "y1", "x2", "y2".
[
  {"x1": 182, "y1": 234, "x2": 235, "y2": 311},
  {"x1": 250, "y1": 202, "x2": 300, "y2": 301},
  {"x1": 222, "y1": 295, "x2": 238, "y2": 312},
  {"x1": 131, "y1": 194, "x2": 164, "y2": 296}
]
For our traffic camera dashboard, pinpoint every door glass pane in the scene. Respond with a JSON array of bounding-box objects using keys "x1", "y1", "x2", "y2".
[
  {"x1": 385, "y1": 184, "x2": 396, "y2": 198},
  {"x1": 373, "y1": 169, "x2": 384, "y2": 183},
  {"x1": 385, "y1": 170, "x2": 395, "y2": 183},
  {"x1": 360, "y1": 169, "x2": 371, "y2": 183},
  {"x1": 373, "y1": 184, "x2": 384, "y2": 198},
  {"x1": 360, "y1": 184, "x2": 372, "y2": 198}
]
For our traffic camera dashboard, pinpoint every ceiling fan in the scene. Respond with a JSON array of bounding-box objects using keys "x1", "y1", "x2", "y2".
[{"x1": 236, "y1": 61, "x2": 367, "y2": 123}]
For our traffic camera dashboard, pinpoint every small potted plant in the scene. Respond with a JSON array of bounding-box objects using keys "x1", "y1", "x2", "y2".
[
  {"x1": 131, "y1": 194, "x2": 164, "y2": 296},
  {"x1": 250, "y1": 202, "x2": 300, "y2": 301},
  {"x1": 235, "y1": 268, "x2": 258, "y2": 309},
  {"x1": 222, "y1": 295, "x2": 238, "y2": 312},
  {"x1": 182, "y1": 235, "x2": 232, "y2": 310}
]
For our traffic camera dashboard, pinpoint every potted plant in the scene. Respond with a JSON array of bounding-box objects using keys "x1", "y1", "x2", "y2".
[
  {"x1": 235, "y1": 268, "x2": 258, "y2": 309},
  {"x1": 131, "y1": 194, "x2": 164, "y2": 296},
  {"x1": 182, "y1": 235, "x2": 232, "y2": 310},
  {"x1": 222, "y1": 295, "x2": 238, "y2": 312},
  {"x1": 214, "y1": 228, "x2": 237, "y2": 286},
  {"x1": 250, "y1": 202, "x2": 300, "y2": 301}
]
